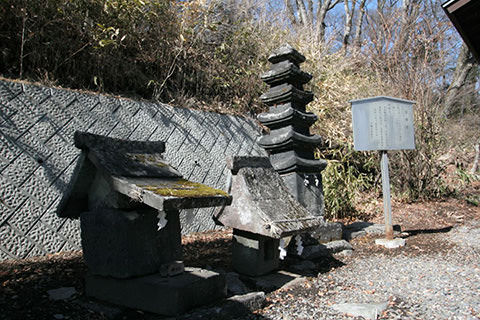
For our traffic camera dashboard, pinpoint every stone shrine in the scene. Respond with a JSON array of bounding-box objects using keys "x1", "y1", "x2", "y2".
[
  {"x1": 214, "y1": 156, "x2": 325, "y2": 276},
  {"x1": 57, "y1": 132, "x2": 231, "y2": 315},
  {"x1": 258, "y1": 44, "x2": 327, "y2": 216}
]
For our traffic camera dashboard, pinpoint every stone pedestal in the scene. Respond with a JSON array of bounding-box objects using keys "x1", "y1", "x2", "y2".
[
  {"x1": 85, "y1": 268, "x2": 226, "y2": 316},
  {"x1": 232, "y1": 229, "x2": 280, "y2": 276}
]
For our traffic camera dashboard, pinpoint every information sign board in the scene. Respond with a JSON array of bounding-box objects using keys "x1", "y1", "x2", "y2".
[{"x1": 351, "y1": 96, "x2": 415, "y2": 151}]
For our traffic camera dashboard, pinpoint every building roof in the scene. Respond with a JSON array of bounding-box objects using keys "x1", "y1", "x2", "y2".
[{"x1": 442, "y1": 0, "x2": 480, "y2": 62}]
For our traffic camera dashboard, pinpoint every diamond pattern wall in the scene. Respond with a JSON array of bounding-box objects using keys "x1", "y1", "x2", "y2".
[{"x1": 0, "y1": 80, "x2": 266, "y2": 260}]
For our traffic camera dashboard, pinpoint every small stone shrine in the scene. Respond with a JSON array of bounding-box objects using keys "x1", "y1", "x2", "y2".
[
  {"x1": 57, "y1": 132, "x2": 231, "y2": 315},
  {"x1": 214, "y1": 156, "x2": 325, "y2": 276},
  {"x1": 257, "y1": 44, "x2": 327, "y2": 216}
]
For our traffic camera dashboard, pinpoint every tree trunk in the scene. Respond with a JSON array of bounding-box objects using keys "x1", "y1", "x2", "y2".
[
  {"x1": 284, "y1": 0, "x2": 298, "y2": 25},
  {"x1": 316, "y1": 0, "x2": 341, "y2": 43},
  {"x1": 306, "y1": 0, "x2": 314, "y2": 27},
  {"x1": 343, "y1": 0, "x2": 355, "y2": 54},
  {"x1": 444, "y1": 43, "x2": 476, "y2": 117},
  {"x1": 471, "y1": 139, "x2": 480, "y2": 174},
  {"x1": 352, "y1": 0, "x2": 367, "y2": 50},
  {"x1": 296, "y1": 0, "x2": 310, "y2": 26}
]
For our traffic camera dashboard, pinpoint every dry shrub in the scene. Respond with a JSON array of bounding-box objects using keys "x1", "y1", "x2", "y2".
[{"x1": 0, "y1": 0, "x2": 270, "y2": 113}]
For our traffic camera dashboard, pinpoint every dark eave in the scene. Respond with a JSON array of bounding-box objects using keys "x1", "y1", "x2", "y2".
[{"x1": 442, "y1": 0, "x2": 480, "y2": 62}]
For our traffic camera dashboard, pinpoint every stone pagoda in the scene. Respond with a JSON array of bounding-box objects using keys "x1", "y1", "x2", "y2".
[{"x1": 258, "y1": 44, "x2": 327, "y2": 216}]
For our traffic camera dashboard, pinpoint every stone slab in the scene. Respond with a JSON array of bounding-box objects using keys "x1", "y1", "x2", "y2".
[
  {"x1": 227, "y1": 291, "x2": 266, "y2": 311},
  {"x1": 300, "y1": 240, "x2": 353, "y2": 260},
  {"x1": 344, "y1": 222, "x2": 401, "y2": 240},
  {"x1": 242, "y1": 270, "x2": 302, "y2": 292},
  {"x1": 375, "y1": 238, "x2": 406, "y2": 249},
  {"x1": 177, "y1": 291, "x2": 265, "y2": 320},
  {"x1": 310, "y1": 222, "x2": 343, "y2": 243},
  {"x1": 47, "y1": 287, "x2": 77, "y2": 301},
  {"x1": 85, "y1": 267, "x2": 226, "y2": 316},
  {"x1": 332, "y1": 302, "x2": 388, "y2": 320},
  {"x1": 219, "y1": 168, "x2": 324, "y2": 239}
]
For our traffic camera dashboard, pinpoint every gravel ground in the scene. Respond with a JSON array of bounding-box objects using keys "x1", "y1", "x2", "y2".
[
  {"x1": 1, "y1": 198, "x2": 478, "y2": 320},
  {"x1": 259, "y1": 221, "x2": 480, "y2": 320}
]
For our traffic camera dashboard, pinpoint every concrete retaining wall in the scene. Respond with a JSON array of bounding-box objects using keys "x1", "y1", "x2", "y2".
[{"x1": 0, "y1": 79, "x2": 266, "y2": 260}]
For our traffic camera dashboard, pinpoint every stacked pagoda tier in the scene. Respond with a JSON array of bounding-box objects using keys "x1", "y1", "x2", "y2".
[{"x1": 258, "y1": 44, "x2": 327, "y2": 216}]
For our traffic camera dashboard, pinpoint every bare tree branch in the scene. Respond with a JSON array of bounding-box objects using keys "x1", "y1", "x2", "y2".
[{"x1": 284, "y1": 0, "x2": 298, "y2": 25}]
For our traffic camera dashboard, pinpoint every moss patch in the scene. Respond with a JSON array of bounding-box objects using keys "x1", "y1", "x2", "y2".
[
  {"x1": 139, "y1": 179, "x2": 229, "y2": 198},
  {"x1": 127, "y1": 153, "x2": 168, "y2": 167}
]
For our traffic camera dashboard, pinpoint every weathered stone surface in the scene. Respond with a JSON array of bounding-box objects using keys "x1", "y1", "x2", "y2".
[
  {"x1": 47, "y1": 287, "x2": 77, "y2": 301},
  {"x1": 176, "y1": 291, "x2": 266, "y2": 320},
  {"x1": 80, "y1": 208, "x2": 182, "y2": 278},
  {"x1": 226, "y1": 272, "x2": 249, "y2": 296},
  {"x1": 301, "y1": 222, "x2": 343, "y2": 244},
  {"x1": 217, "y1": 166, "x2": 324, "y2": 239},
  {"x1": 267, "y1": 44, "x2": 306, "y2": 65},
  {"x1": 74, "y1": 131, "x2": 175, "y2": 178},
  {"x1": 332, "y1": 302, "x2": 388, "y2": 320},
  {"x1": 232, "y1": 230, "x2": 280, "y2": 276},
  {"x1": 281, "y1": 172, "x2": 325, "y2": 217},
  {"x1": 343, "y1": 222, "x2": 401, "y2": 240},
  {"x1": 375, "y1": 238, "x2": 406, "y2": 249},
  {"x1": 243, "y1": 270, "x2": 302, "y2": 292},
  {"x1": 280, "y1": 277, "x2": 309, "y2": 290},
  {"x1": 227, "y1": 291, "x2": 266, "y2": 311},
  {"x1": 85, "y1": 267, "x2": 226, "y2": 316},
  {"x1": 110, "y1": 175, "x2": 232, "y2": 211},
  {"x1": 260, "y1": 83, "x2": 314, "y2": 106},
  {"x1": 300, "y1": 240, "x2": 353, "y2": 260},
  {"x1": 258, "y1": 103, "x2": 317, "y2": 129},
  {"x1": 59, "y1": 131, "x2": 232, "y2": 216},
  {"x1": 226, "y1": 156, "x2": 272, "y2": 174},
  {"x1": 261, "y1": 60, "x2": 312, "y2": 86},
  {"x1": 258, "y1": 126, "x2": 323, "y2": 151}
]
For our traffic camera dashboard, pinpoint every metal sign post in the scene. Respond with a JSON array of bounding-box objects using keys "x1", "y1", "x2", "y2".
[
  {"x1": 380, "y1": 150, "x2": 393, "y2": 239},
  {"x1": 350, "y1": 96, "x2": 415, "y2": 243}
]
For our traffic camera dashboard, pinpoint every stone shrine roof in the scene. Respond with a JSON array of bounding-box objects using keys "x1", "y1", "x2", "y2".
[
  {"x1": 215, "y1": 156, "x2": 325, "y2": 238},
  {"x1": 58, "y1": 132, "x2": 232, "y2": 218}
]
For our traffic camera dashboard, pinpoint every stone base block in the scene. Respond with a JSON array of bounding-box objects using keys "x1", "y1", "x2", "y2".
[
  {"x1": 232, "y1": 229, "x2": 280, "y2": 277},
  {"x1": 85, "y1": 267, "x2": 226, "y2": 316},
  {"x1": 375, "y1": 238, "x2": 406, "y2": 249},
  {"x1": 80, "y1": 208, "x2": 182, "y2": 278}
]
